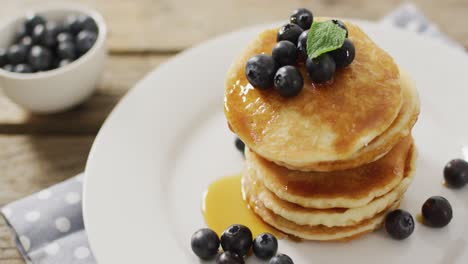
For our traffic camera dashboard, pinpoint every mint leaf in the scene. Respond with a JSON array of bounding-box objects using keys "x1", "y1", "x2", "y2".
[{"x1": 306, "y1": 20, "x2": 347, "y2": 59}]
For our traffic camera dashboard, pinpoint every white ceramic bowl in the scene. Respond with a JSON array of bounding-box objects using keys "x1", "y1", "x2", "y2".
[{"x1": 0, "y1": 6, "x2": 107, "y2": 114}]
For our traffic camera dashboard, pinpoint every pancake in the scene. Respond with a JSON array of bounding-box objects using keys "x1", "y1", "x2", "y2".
[
  {"x1": 242, "y1": 170, "x2": 401, "y2": 241},
  {"x1": 225, "y1": 19, "x2": 402, "y2": 170},
  {"x1": 243, "y1": 147, "x2": 415, "y2": 227},
  {"x1": 275, "y1": 70, "x2": 420, "y2": 171},
  {"x1": 246, "y1": 136, "x2": 414, "y2": 209}
]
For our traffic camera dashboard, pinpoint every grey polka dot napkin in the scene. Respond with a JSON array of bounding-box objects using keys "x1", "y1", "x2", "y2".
[{"x1": 0, "y1": 4, "x2": 461, "y2": 264}]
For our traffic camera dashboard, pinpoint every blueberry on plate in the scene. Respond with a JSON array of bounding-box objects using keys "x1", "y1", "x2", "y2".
[
  {"x1": 332, "y1": 19, "x2": 348, "y2": 37},
  {"x1": 57, "y1": 32, "x2": 74, "y2": 43},
  {"x1": 272, "y1": 40, "x2": 297, "y2": 67},
  {"x1": 24, "y1": 13, "x2": 46, "y2": 34},
  {"x1": 422, "y1": 196, "x2": 453, "y2": 227},
  {"x1": 220, "y1": 224, "x2": 253, "y2": 257},
  {"x1": 330, "y1": 39, "x2": 355, "y2": 68},
  {"x1": 216, "y1": 251, "x2": 244, "y2": 264},
  {"x1": 290, "y1": 8, "x2": 313, "y2": 30},
  {"x1": 13, "y1": 64, "x2": 33, "y2": 73},
  {"x1": 57, "y1": 41, "x2": 77, "y2": 60},
  {"x1": 269, "y1": 254, "x2": 294, "y2": 264},
  {"x1": 245, "y1": 54, "x2": 277, "y2": 89},
  {"x1": 277, "y1": 23, "x2": 303, "y2": 45},
  {"x1": 306, "y1": 53, "x2": 336, "y2": 83},
  {"x1": 57, "y1": 59, "x2": 72, "y2": 68},
  {"x1": 274, "y1": 66, "x2": 303, "y2": 98},
  {"x1": 76, "y1": 15, "x2": 98, "y2": 33},
  {"x1": 76, "y1": 30, "x2": 98, "y2": 55},
  {"x1": 191, "y1": 228, "x2": 220, "y2": 260},
  {"x1": 7, "y1": 44, "x2": 28, "y2": 64},
  {"x1": 443, "y1": 159, "x2": 468, "y2": 188},
  {"x1": 2, "y1": 64, "x2": 14, "y2": 72},
  {"x1": 235, "y1": 137, "x2": 245, "y2": 155},
  {"x1": 28, "y1": 45, "x2": 53, "y2": 71},
  {"x1": 0, "y1": 48, "x2": 7, "y2": 67},
  {"x1": 297, "y1": 30, "x2": 309, "y2": 61},
  {"x1": 384, "y1": 209, "x2": 414, "y2": 240},
  {"x1": 253, "y1": 233, "x2": 278, "y2": 260}
]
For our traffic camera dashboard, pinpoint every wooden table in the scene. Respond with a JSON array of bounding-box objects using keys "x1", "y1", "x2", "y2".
[{"x1": 0, "y1": 0, "x2": 467, "y2": 263}]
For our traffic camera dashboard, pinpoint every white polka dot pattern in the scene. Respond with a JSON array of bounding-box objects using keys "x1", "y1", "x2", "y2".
[
  {"x1": 65, "y1": 192, "x2": 81, "y2": 204},
  {"x1": 75, "y1": 246, "x2": 91, "y2": 259},
  {"x1": 25, "y1": 211, "x2": 40, "y2": 222},
  {"x1": 45, "y1": 243, "x2": 60, "y2": 255},
  {"x1": 55, "y1": 217, "x2": 71, "y2": 233},
  {"x1": 37, "y1": 190, "x2": 52, "y2": 200}
]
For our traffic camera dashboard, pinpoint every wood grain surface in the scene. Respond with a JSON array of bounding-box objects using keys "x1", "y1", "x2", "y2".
[{"x1": 0, "y1": 0, "x2": 467, "y2": 262}]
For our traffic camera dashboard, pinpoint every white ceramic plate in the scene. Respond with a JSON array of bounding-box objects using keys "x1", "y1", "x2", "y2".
[{"x1": 84, "y1": 20, "x2": 468, "y2": 264}]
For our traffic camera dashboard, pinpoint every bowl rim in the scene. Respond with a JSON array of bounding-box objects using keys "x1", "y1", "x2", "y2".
[{"x1": 0, "y1": 4, "x2": 107, "y2": 80}]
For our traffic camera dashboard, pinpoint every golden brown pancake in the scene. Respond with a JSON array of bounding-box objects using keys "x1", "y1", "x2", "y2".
[
  {"x1": 225, "y1": 19, "x2": 402, "y2": 170},
  {"x1": 246, "y1": 136, "x2": 413, "y2": 209},
  {"x1": 243, "y1": 147, "x2": 415, "y2": 227}
]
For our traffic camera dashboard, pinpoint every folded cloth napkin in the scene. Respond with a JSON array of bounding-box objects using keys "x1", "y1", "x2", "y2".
[{"x1": 0, "y1": 4, "x2": 463, "y2": 264}]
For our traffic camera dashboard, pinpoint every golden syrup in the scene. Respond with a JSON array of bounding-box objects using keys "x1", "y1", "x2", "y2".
[{"x1": 202, "y1": 174, "x2": 280, "y2": 238}]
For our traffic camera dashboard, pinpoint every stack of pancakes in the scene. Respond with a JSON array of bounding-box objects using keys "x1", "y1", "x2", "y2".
[{"x1": 224, "y1": 20, "x2": 420, "y2": 241}]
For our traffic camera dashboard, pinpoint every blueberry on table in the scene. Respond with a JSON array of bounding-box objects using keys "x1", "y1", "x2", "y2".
[
  {"x1": 216, "y1": 251, "x2": 244, "y2": 264},
  {"x1": 443, "y1": 159, "x2": 468, "y2": 188},
  {"x1": 76, "y1": 30, "x2": 98, "y2": 55},
  {"x1": 76, "y1": 15, "x2": 98, "y2": 33},
  {"x1": 13, "y1": 64, "x2": 33, "y2": 73},
  {"x1": 235, "y1": 137, "x2": 245, "y2": 155},
  {"x1": 290, "y1": 8, "x2": 313, "y2": 30},
  {"x1": 57, "y1": 41, "x2": 77, "y2": 60},
  {"x1": 220, "y1": 224, "x2": 253, "y2": 257},
  {"x1": 269, "y1": 254, "x2": 294, "y2": 264},
  {"x1": 332, "y1": 19, "x2": 348, "y2": 37},
  {"x1": 297, "y1": 30, "x2": 309, "y2": 61},
  {"x1": 274, "y1": 66, "x2": 303, "y2": 98},
  {"x1": 28, "y1": 45, "x2": 53, "y2": 71},
  {"x1": 306, "y1": 53, "x2": 336, "y2": 83},
  {"x1": 277, "y1": 23, "x2": 303, "y2": 45},
  {"x1": 253, "y1": 233, "x2": 278, "y2": 260},
  {"x1": 191, "y1": 228, "x2": 220, "y2": 260},
  {"x1": 422, "y1": 196, "x2": 453, "y2": 227},
  {"x1": 330, "y1": 39, "x2": 355, "y2": 68},
  {"x1": 7, "y1": 44, "x2": 28, "y2": 64},
  {"x1": 0, "y1": 48, "x2": 7, "y2": 67},
  {"x1": 272, "y1": 40, "x2": 298, "y2": 67},
  {"x1": 57, "y1": 32, "x2": 74, "y2": 43},
  {"x1": 384, "y1": 209, "x2": 414, "y2": 240},
  {"x1": 245, "y1": 54, "x2": 277, "y2": 89},
  {"x1": 24, "y1": 13, "x2": 46, "y2": 34},
  {"x1": 2, "y1": 64, "x2": 14, "y2": 72}
]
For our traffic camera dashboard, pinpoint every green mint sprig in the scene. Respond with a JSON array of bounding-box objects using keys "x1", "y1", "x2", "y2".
[{"x1": 306, "y1": 20, "x2": 347, "y2": 59}]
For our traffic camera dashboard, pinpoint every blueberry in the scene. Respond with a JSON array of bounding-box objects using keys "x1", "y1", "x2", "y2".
[
  {"x1": 253, "y1": 233, "x2": 278, "y2": 260},
  {"x1": 277, "y1": 23, "x2": 303, "y2": 45},
  {"x1": 384, "y1": 209, "x2": 414, "y2": 240},
  {"x1": 235, "y1": 137, "x2": 245, "y2": 155},
  {"x1": 19, "y1": 36, "x2": 34, "y2": 51},
  {"x1": 39, "y1": 22, "x2": 60, "y2": 48},
  {"x1": 58, "y1": 59, "x2": 72, "y2": 68},
  {"x1": 14, "y1": 24, "x2": 28, "y2": 43},
  {"x1": 269, "y1": 254, "x2": 294, "y2": 264},
  {"x1": 272, "y1": 41, "x2": 297, "y2": 67},
  {"x1": 24, "y1": 13, "x2": 46, "y2": 34},
  {"x1": 216, "y1": 251, "x2": 244, "y2": 264},
  {"x1": 290, "y1": 8, "x2": 313, "y2": 30},
  {"x1": 28, "y1": 45, "x2": 53, "y2": 71},
  {"x1": 57, "y1": 32, "x2": 74, "y2": 43},
  {"x1": 7, "y1": 44, "x2": 27, "y2": 64},
  {"x1": 274, "y1": 66, "x2": 303, "y2": 97},
  {"x1": 443, "y1": 159, "x2": 468, "y2": 188},
  {"x1": 297, "y1": 30, "x2": 309, "y2": 61},
  {"x1": 330, "y1": 39, "x2": 355, "y2": 68},
  {"x1": 2, "y1": 64, "x2": 14, "y2": 72},
  {"x1": 422, "y1": 196, "x2": 453, "y2": 227},
  {"x1": 245, "y1": 54, "x2": 277, "y2": 89},
  {"x1": 64, "y1": 15, "x2": 81, "y2": 34},
  {"x1": 0, "y1": 48, "x2": 7, "y2": 67},
  {"x1": 220, "y1": 224, "x2": 252, "y2": 257},
  {"x1": 191, "y1": 228, "x2": 220, "y2": 260},
  {"x1": 57, "y1": 41, "x2": 77, "y2": 60},
  {"x1": 332, "y1": 19, "x2": 348, "y2": 37},
  {"x1": 76, "y1": 30, "x2": 97, "y2": 55},
  {"x1": 76, "y1": 15, "x2": 98, "y2": 33},
  {"x1": 306, "y1": 53, "x2": 336, "y2": 83},
  {"x1": 13, "y1": 64, "x2": 33, "y2": 73}
]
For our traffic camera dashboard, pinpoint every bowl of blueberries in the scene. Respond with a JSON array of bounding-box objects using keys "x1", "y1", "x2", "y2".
[{"x1": 0, "y1": 6, "x2": 107, "y2": 113}]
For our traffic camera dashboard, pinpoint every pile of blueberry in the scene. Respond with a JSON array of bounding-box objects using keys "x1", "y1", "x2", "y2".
[
  {"x1": 0, "y1": 12, "x2": 98, "y2": 73},
  {"x1": 245, "y1": 8, "x2": 355, "y2": 98},
  {"x1": 191, "y1": 224, "x2": 293, "y2": 264},
  {"x1": 384, "y1": 158, "x2": 468, "y2": 240}
]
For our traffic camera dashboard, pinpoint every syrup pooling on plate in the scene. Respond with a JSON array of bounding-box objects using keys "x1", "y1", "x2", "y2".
[{"x1": 202, "y1": 174, "x2": 281, "y2": 238}]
